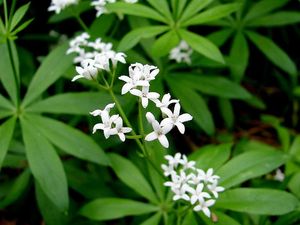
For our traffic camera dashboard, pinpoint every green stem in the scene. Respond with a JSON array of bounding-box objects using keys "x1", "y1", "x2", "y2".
[
  {"x1": 8, "y1": 0, "x2": 17, "y2": 30},
  {"x1": 110, "y1": 67, "x2": 116, "y2": 88},
  {"x1": 3, "y1": 0, "x2": 8, "y2": 30},
  {"x1": 126, "y1": 135, "x2": 143, "y2": 139},
  {"x1": 75, "y1": 14, "x2": 89, "y2": 33}
]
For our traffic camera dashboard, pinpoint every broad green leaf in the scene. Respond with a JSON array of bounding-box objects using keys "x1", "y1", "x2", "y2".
[
  {"x1": 0, "y1": 117, "x2": 16, "y2": 170},
  {"x1": 274, "y1": 210, "x2": 300, "y2": 225},
  {"x1": 26, "y1": 92, "x2": 112, "y2": 115},
  {"x1": 228, "y1": 32, "x2": 249, "y2": 82},
  {"x1": 190, "y1": 143, "x2": 232, "y2": 171},
  {"x1": 0, "y1": 43, "x2": 17, "y2": 105},
  {"x1": 118, "y1": 26, "x2": 169, "y2": 52},
  {"x1": 109, "y1": 153, "x2": 158, "y2": 203},
  {"x1": 147, "y1": 0, "x2": 173, "y2": 23},
  {"x1": 80, "y1": 198, "x2": 159, "y2": 221},
  {"x1": 22, "y1": 43, "x2": 73, "y2": 107},
  {"x1": 151, "y1": 30, "x2": 180, "y2": 57},
  {"x1": 21, "y1": 116, "x2": 68, "y2": 212},
  {"x1": 217, "y1": 149, "x2": 288, "y2": 188},
  {"x1": 218, "y1": 99, "x2": 234, "y2": 129},
  {"x1": 179, "y1": 0, "x2": 213, "y2": 23},
  {"x1": 207, "y1": 28, "x2": 233, "y2": 47},
  {"x1": 35, "y1": 182, "x2": 68, "y2": 225},
  {"x1": 90, "y1": 14, "x2": 115, "y2": 37},
  {"x1": 244, "y1": 0, "x2": 289, "y2": 22},
  {"x1": 0, "y1": 169, "x2": 30, "y2": 208},
  {"x1": 247, "y1": 11, "x2": 300, "y2": 27},
  {"x1": 25, "y1": 115, "x2": 109, "y2": 166},
  {"x1": 169, "y1": 73, "x2": 251, "y2": 99},
  {"x1": 288, "y1": 172, "x2": 300, "y2": 199},
  {"x1": 182, "y1": 3, "x2": 241, "y2": 26},
  {"x1": 141, "y1": 213, "x2": 162, "y2": 225},
  {"x1": 179, "y1": 29, "x2": 224, "y2": 64},
  {"x1": 166, "y1": 77, "x2": 215, "y2": 135},
  {"x1": 182, "y1": 211, "x2": 198, "y2": 225},
  {"x1": 106, "y1": 2, "x2": 167, "y2": 23},
  {"x1": 174, "y1": 0, "x2": 187, "y2": 19},
  {"x1": 216, "y1": 188, "x2": 299, "y2": 215},
  {"x1": 200, "y1": 210, "x2": 241, "y2": 225},
  {"x1": 10, "y1": 2, "x2": 30, "y2": 31},
  {"x1": 289, "y1": 135, "x2": 300, "y2": 162},
  {"x1": 246, "y1": 31, "x2": 297, "y2": 77},
  {"x1": 0, "y1": 94, "x2": 14, "y2": 110}
]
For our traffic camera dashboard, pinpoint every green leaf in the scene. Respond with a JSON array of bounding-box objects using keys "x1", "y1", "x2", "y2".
[
  {"x1": 10, "y1": 18, "x2": 33, "y2": 36},
  {"x1": 182, "y1": 211, "x2": 198, "y2": 225},
  {"x1": 218, "y1": 99, "x2": 234, "y2": 129},
  {"x1": 0, "y1": 169, "x2": 31, "y2": 208},
  {"x1": 179, "y1": 29, "x2": 224, "y2": 64},
  {"x1": 147, "y1": 0, "x2": 173, "y2": 23},
  {"x1": 0, "y1": 94, "x2": 14, "y2": 110},
  {"x1": 109, "y1": 153, "x2": 158, "y2": 203},
  {"x1": 166, "y1": 77, "x2": 215, "y2": 135},
  {"x1": 200, "y1": 210, "x2": 241, "y2": 225},
  {"x1": 228, "y1": 32, "x2": 249, "y2": 82},
  {"x1": 169, "y1": 73, "x2": 251, "y2": 99},
  {"x1": 289, "y1": 135, "x2": 300, "y2": 162},
  {"x1": 118, "y1": 26, "x2": 169, "y2": 52},
  {"x1": 10, "y1": 2, "x2": 30, "y2": 31},
  {"x1": 21, "y1": 116, "x2": 68, "y2": 212},
  {"x1": 0, "y1": 117, "x2": 16, "y2": 170},
  {"x1": 151, "y1": 30, "x2": 180, "y2": 57},
  {"x1": 207, "y1": 28, "x2": 233, "y2": 47},
  {"x1": 25, "y1": 115, "x2": 109, "y2": 166},
  {"x1": 141, "y1": 213, "x2": 162, "y2": 225},
  {"x1": 22, "y1": 43, "x2": 73, "y2": 107},
  {"x1": 182, "y1": 3, "x2": 241, "y2": 26},
  {"x1": 247, "y1": 11, "x2": 300, "y2": 27},
  {"x1": 80, "y1": 198, "x2": 159, "y2": 221},
  {"x1": 190, "y1": 143, "x2": 232, "y2": 171},
  {"x1": 244, "y1": 0, "x2": 289, "y2": 22},
  {"x1": 216, "y1": 188, "x2": 299, "y2": 215},
  {"x1": 217, "y1": 149, "x2": 288, "y2": 188},
  {"x1": 246, "y1": 31, "x2": 297, "y2": 77},
  {"x1": 0, "y1": 43, "x2": 18, "y2": 105},
  {"x1": 106, "y1": 2, "x2": 167, "y2": 23},
  {"x1": 179, "y1": 0, "x2": 213, "y2": 23},
  {"x1": 26, "y1": 92, "x2": 112, "y2": 115},
  {"x1": 288, "y1": 172, "x2": 300, "y2": 199},
  {"x1": 174, "y1": 0, "x2": 188, "y2": 19}
]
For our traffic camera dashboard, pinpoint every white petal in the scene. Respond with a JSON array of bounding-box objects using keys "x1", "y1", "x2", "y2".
[
  {"x1": 121, "y1": 83, "x2": 133, "y2": 95},
  {"x1": 178, "y1": 113, "x2": 193, "y2": 123},
  {"x1": 174, "y1": 103, "x2": 181, "y2": 116},
  {"x1": 141, "y1": 97, "x2": 148, "y2": 108},
  {"x1": 121, "y1": 127, "x2": 132, "y2": 133},
  {"x1": 130, "y1": 89, "x2": 142, "y2": 97},
  {"x1": 71, "y1": 74, "x2": 84, "y2": 82},
  {"x1": 90, "y1": 109, "x2": 102, "y2": 116},
  {"x1": 158, "y1": 135, "x2": 169, "y2": 148},
  {"x1": 148, "y1": 92, "x2": 160, "y2": 100},
  {"x1": 92, "y1": 123, "x2": 104, "y2": 133},
  {"x1": 118, "y1": 133, "x2": 126, "y2": 142},
  {"x1": 202, "y1": 207, "x2": 211, "y2": 218},
  {"x1": 146, "y1": 112, "x2": 155, "y2": 123},
  {"x1": 145, "y1": 132, "x2": 158, "y2": 141},
  {"x1": 176, "y1": 122, "x2": 185, "y2": 134}
]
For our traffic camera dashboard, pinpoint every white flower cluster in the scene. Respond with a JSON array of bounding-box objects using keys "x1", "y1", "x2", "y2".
[
  {"x1": 67, "y1": 33, "x2": 126, "y2": 82},
  {"x1": 162, "y1": 153, "x2": 225, "y2": 218},
  {"x1": 119, "y1": 63, "x2": 193, "y2": 148},
  {"x1": 48, "y1": 0, "x2": 79, "y2": 14},
  {"x1": 91, "y1": 0, "x2": 138, "y2": 17},
  {"x1": 90, "y1": 103, "x2": 132, "y2": 141},
  {"x1": 169, "y1": 40, "x2": 193, "y2": 64}
]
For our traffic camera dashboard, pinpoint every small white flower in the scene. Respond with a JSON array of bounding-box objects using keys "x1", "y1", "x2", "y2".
[
  {"x1": 197, "y1": 168, "x2": 220, "y2": 184},
  {"x1": 186, "y1": 183, "x2": 211, "y2": 204},
  {"x1": 161, "y1": 103, "x2": 193, "y2": 134},
  {"x1": 172, "y1": 183, "x2": 190, "y2": 201},
  {"x1": 145, "y1": 112, "x2": 172, "y2": 148},
  {"x1": 274, "y1": 169, "x2": 285, "y2": 182},
  {"x1": 193, "y1": 199, "x2": 216, "y2": 218},
  {"x1": 72, "y1": 59, "x2": 100, "y2": 82},
  {"x1": 92, "y1": 114, "x2": 119, "y2": 139},
  {"x1": 124, "y1": 0, "x2": 138, "y2": 3},
  {"x1": 169, "y1": 40, "x2": 193, "y2": 64},
  {"x1": 207, "y1": 182, "x2": 225, "y2": 198},
  {"x1": 48, "y1": 0, "x2": 79, "y2": 14},
  {"x1": 90, "y1": 103, "x2": 115, "y2": 117},
  {"x1": 155, "y1": 93, "x2": 179, "y2": 111},
  {"x1": 161, "y1": 164, "x2": 175, "y2": 177},
  {"x1": 130, "y1": 86, "x2": 160, "y2": 108},
  {"x1": 113, "y1": 117, "x2": 132, "y2": 142},
  {"x1": 180, "y1": 155, "x2": 196, "y2": 170},
  {"x1": 165, "y1": 153, "x2": 182, "y2": 168}
]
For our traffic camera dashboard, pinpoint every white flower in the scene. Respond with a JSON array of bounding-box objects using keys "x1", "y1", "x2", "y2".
[
  {"x1": 165, "y1": 153, "x2": 182, "y2": 168},
  {"x1": 274, "y1": 169, "x2": 285, "y2": 182},
  {"x1": 187, "y1": 183, "x2": 211, "y2": 204},
  {"x1": 92, "y1": 114, "x2": 119, "y2": 139},
  {"x1": 90, "y1": 103, "x2": 115, "y2": 117},
  {"x1": 161, "y1": 103, "x2": 193, "y2": 134},
  {"x1": 161, "y1": 164, "x2": 175, "y2": 177},
  {"x1": 155, "y1": 93, "x2": 179, "y2": 111},
  {"x1": 67, "y1": 32, "x2": 90, "y2": 54},
  {"x1": 193, "y1": 199, "x2": 216, "y2": 218},
  {"x1": 91, "y1": 0, "x2": 116, "y2": 17},
  {"x1": 130, "y1": 86, "x2": 160, "y2": 108},
  {"x1": 72, "y1": 59, "x2": 100, "y2": 82},
  {"x1": 180, "y1": 155, "x2": 196, "y2": 170},
  {"x1": 172, "y1": 183, "x2": 190, "y2": 201},
  {"x1": 145, "y1": 112, "x2": 172, "y2": 148},
  {"x1": 169, "y1": 40, "x2": 193, "y2": 64},
  {"x1": 48, "y1": 0, "x2": 79, "y2": 14},
  {"x1": 207, "y1": 182, "x2": 225, "y2": 198},
  {"x1": 197, "y1": 168, "x2": 220, "y2": 184},
  {"x1": 124, "y1": 0, "x2": 138, "y2": 3},
  {"x1": 113, "y1": 117, "x2": 132, "y2": 142},
  {"x1": 130, "y1": 63, "x2": 159, "y2": 82}
]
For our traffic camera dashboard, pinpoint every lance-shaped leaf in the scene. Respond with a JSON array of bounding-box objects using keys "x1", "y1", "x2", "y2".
[
  {"x1": 106, "y1": 2, "x2": 167, "y2": 23},
  {"x1": 246, "y1": 31, "x2": 297, "y2": 77},
  {"x1": 181, "y1": 3, "x2": 241, "y2": 26},
  {"x1": 179, "y1": 0, "x2": 213, "y2": 23},
  {"x1": 147, "y1": 0, "x2": 173, "y2": 23},
  {"x1": 179, "y1": 29, "x2": 224, "y2": 64},
  {"x1": 0, "y1": 117, "x2": 16, "y2": 169},
  {"x1": 118, "y1": 26, "x2": 169, "y2": 52},
  {"x1": 109, "y1": 153, "x2": 158, "y2": 203},
  {"x1": 151, "y1": 30, "x2": 180, "y2": 57},
  {"x1": 22, "y1": 43, "x2": 73, "y2": 107},
  {"x1": 25, "y1": 115, "x2": 109, "y2": 166},
  {"x1": 0, "y1": 94, "x2": 14, "y2": 110},
  {"x1": 200, "y1": 210, "x2": 241, "y2": 225},
  {"x1": 216, "y1": 188, "x2": 299, "y2": 215},
  {"x1": 80, "y1": 198, "x2": 159, "y2": 221},
  {"x1": 21, "y1": 116, "x2": 69, "y2": 212},
  {"x1": 141, "y1": 212, "x2": 162, "y2": 225},
  {"x1": 217, "y1": 149, "x2": 288, "y2": 188},
  {"x1": 10, "y1": 2, "x2": 30, "y2": 31}
]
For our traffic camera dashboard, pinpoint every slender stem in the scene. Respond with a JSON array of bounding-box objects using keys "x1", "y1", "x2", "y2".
[
  {"x1": 75, "y1": 14, "x2": 89, "y2": 33},
  {"x1": 8, "y1": 0, "x2": 17, "y2": 30},
  {"x1": 3, "y1": 0, "x2": 8, "y2": 30},
  {"x1": 126, "y1": 135, "x2": 143, "y2": 139},
  {"x1": 110, "y1": 67, "x2": 116, "y2": 88}
]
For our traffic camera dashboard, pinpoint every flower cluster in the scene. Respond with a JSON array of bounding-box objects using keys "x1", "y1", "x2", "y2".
[
  {"x1": 169, "y1": 40, "x2": 193, "y2": 64},
  {"x1": 67, "y1": 33, "x2": 126, "y2": 82},
  {"x1": 91, "y1": 0, "x2": 138, "y2": 17},
  {"x1": 119, "y1": 63, "x2": 193, "y2": 148},
  {"x1": 162, "y1": 153, "x2": 225, "y2": 218},
  {"x1": 48, "y1": 0, "x2": 79, "y2": 14},
  {"x1": 90, "y1": 103, "x2": 132, "y2": 141}
]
